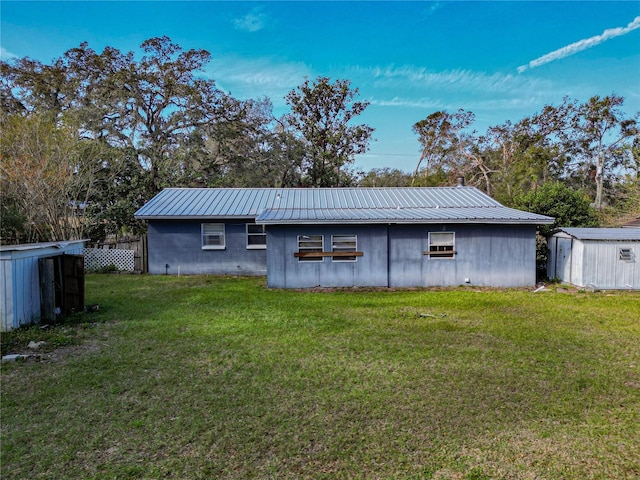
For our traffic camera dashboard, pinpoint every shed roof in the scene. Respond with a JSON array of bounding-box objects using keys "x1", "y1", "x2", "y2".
[
  {"x1": 0, "y1": 240, "x2": 87, "y2": 253},
  {"x1": 554, "y1": 228, "x2": 640, "y2": 241},
  {"x1": 135, "y1": 187, "x2": 554, "y2": 225}
]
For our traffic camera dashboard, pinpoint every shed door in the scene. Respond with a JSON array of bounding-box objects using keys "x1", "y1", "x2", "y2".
[
  {"x1": 61, "y1": 254, "x2": 85, "y2": 315},
  {"x1": 555, "y1": 238, "x2": 572, "y2": 282},
  {"x1": 38, "y1": 254, "x2": 85, "y2": 322}
]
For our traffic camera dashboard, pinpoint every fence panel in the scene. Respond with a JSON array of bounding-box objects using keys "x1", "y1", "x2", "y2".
[
  {"x1": 84, "y1": 248, "x2": 135, "y2": 272},
  {"x1": 86, "y1": 235, "x2": 147, "y2": 272}
]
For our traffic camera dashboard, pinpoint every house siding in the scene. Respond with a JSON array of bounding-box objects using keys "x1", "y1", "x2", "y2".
[
  {"x1": 147, "y1": 220, "x2": 267, "y2": 276},
  {"x1": 266, "y1": 224, "x2": 537, "y2": 289},
  {"x1": 389, "y1": 224, "x2": 536, "y2": 288},
  {"x1": 266, "y1": 225, "x2": 389, "y2": 288}
]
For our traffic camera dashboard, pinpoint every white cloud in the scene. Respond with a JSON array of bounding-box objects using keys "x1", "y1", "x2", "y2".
[
  {"x1": 0, "y1": 46, "x2": 17, "y2": 61},
  {"x1": 207, "y1": 56, "x2": 313, "y2": 106},
  {"x1": 370, "y1": 96, "x2": 445, "y2": 110},
  {"x1": 518, "y1": 16, "x2": 640, "y2": 73},
  {"x1": 354, "y1": 65, "x2": 548, "y2": 98},
  {"x1": 233, "y1": 7, "x2": 269, "y2": 33}
]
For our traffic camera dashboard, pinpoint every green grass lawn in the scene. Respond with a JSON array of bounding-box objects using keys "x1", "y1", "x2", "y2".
[{"x1": 2, "y1": 275, "x2": 639, "y2": 479}]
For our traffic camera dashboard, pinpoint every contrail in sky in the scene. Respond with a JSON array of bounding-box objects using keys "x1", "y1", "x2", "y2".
[{"x1": 518, "y1": 16, "x2": 640, "y2": 73}]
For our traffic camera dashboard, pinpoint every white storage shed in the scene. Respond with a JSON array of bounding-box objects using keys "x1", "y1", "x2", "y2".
[
  {"x1": 1, "y1": 240, "x2": 86, "y2": 331},
  {"x1": 547, "y1": 228, "x2": 640, "y2": 290}
]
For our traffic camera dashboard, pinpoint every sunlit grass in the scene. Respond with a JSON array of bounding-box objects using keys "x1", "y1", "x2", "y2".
[{"x1": 2, "y1": 275, "x2": 639, "y2": 479}]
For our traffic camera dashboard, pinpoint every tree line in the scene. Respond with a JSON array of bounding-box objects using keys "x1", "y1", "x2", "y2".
[{"x1": 1, "y1": 36, "x2": 638, "y2": 244}]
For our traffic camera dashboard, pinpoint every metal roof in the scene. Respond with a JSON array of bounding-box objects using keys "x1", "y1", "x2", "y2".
[
  {"x1": 256, "y1": 206, "x2": 553, "y2": 225},
  {"x1": 554, "y1": 228, "x2": 640, "y2": 241},
  {"x1": 0, "y1": 240, "x2": 87, "y2": 253},
  {"x1": 135, "y1": 187, "x2": 554, "y2": 225}
]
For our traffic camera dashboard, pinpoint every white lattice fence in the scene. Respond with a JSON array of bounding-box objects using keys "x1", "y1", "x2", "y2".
[{"x1": 83, "y1": 248, "x2": 135, "y2": 272}]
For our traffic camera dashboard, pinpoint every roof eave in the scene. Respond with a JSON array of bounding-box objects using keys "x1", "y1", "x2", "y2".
[
  {"x1": 135, "y1": 215, "x2": 257, "y2": 221},
  {"x1": 256, "y1": 218, "x2": 554, "y2": 226}
]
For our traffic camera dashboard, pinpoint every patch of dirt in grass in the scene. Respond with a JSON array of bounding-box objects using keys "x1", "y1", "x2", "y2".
[{"x1": 1, "y1": 323, "x2": 112, "y2": 372}]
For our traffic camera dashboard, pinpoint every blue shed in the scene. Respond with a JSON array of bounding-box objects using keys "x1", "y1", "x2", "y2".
[
  {"x1": 1, "y1": 240, "x2": 86, "y2": 331},
  {"x1": 135, "y1": 187, "x2": 553, "y2": 288}
]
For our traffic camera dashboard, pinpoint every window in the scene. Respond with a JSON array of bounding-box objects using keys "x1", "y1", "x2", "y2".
[
  {"x1": 332, "y1": 234, "x2": 357, "y2": 262},
  {"x1": 620, "y1": 248, "x2": 635, "y2": 262},
  {"x1": 202, "y1": 223, "x2": 225, "y2": 249},
  {"x1": 297, "y1": 235, "x2": 324, "y2": 262},
  {"x1": 247, "y1": 224, "x2": 266, "y2": 249},
  {"x1": 427, "y1": 232, "x2": 455, "y2": 258}
]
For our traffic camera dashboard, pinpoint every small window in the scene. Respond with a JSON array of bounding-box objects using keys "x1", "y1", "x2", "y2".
[
  {"x1": 247, "y1": 224, "x2": 266, "y2": 249},
  {"x1": 332, "y1": 234, "x2": 357, "y2": 262},
  {"x1": 297, "y1": 235, "x2": 323, "y2": 262},
  {"x1": 428, "y1": 232, "x2": 455, "y2": 258},
  {"x1": 620, "y1": 248, "x2": 635, "y2": 262},
  {"x1": 202, "y1": 223, "x2": 225, "y2": 249}
]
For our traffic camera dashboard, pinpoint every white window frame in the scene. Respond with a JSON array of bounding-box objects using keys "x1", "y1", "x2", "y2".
[
  {"x1": 331, "y1": 234, "x2": 358, "y2": 262},
  {"x1": 246, "y1": 224, "x2": 267, "y2": 250},
  {"x1": 297, "y1": 235, "x2": 324, "y2": 262},
  {"x1": 427, "y1": 232, "x2": 455, "y2": 259},
  {"x1": 201, "y1": 223, "x2": 225, "y2": 250}
]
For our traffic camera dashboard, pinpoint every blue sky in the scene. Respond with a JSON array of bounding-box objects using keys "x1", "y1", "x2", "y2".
[{"x1": 1, "y1": 1, "x2": 639, "y2": 173}]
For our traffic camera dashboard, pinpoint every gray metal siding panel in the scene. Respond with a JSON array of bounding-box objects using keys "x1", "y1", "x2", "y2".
[
  {"x1": 266, "y1": 225, "x2": 389, "y2": 288},
  {"x1": 266, "y1": 223, "x2": 536, "y2": 288},
  {"x1": 147, "y1": 221, "x2": 267, "y2": 276},
  {"x1": 0, "y1": 242, "x2": 85, "y2": 331},
  {"x1": 0, "y1": 259, "x2": 14, "y2": 331},
  {"x1": 581, "y1": 241, "x2": 639, "y2": 289},
  {"x1": 389, "y1": 225, "x2": 536, "y2": 287}
]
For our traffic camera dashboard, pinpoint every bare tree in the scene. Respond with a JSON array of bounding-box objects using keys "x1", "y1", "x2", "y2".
[{"x1": 0, "y1": 113, "x2": 99, "y2": 242}]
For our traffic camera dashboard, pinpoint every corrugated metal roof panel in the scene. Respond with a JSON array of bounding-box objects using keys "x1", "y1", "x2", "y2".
[
  {"x1": 556, "y1": 228, "x2": 640, "y2": 241},
  {"x1": 256, "y1": 206, "x2": 553, "y2": 225},
  {"x1": 134, "y1": 187, "x2": 552, "y2": 224}
]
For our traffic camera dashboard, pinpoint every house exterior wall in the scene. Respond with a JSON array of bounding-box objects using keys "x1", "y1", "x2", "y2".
[
  {"x1": 1, "y1": 242, "x2": 85, "y2": 331},
  {"x1": 266, "y1": 225, "x2": 389, "y2": 288},
  {"x1": 265, "y1": 224, "x2": 537, "y2": 289},
  {"x1": 147, "y1": 220, "x2": 267, "y2": 276},
  {"x1": 388, "y1": 224, "x2": 536, "y2": 288}
]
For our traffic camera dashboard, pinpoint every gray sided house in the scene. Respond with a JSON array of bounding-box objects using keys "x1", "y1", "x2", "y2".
[
  {"x1": 547, "y1": 228, "x2": 640, "y2": 290},
  {"x1": 135, "y1": 187, "x2": 553, "y2": 289}
]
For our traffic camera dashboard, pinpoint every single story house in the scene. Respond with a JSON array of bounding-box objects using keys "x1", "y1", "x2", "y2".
[
  {"x1": 135, "y1": 187, "x2": 554, "y2": 289},
  {"x1": 547, "y1": 227, "x2": 640, "y2": 290},
  {"x1": 1, "y1": 240, "x2": 86, "y2": 331}
]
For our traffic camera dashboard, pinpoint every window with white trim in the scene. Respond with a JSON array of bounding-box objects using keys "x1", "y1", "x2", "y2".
[
  {"x1": 297, "y1": 235, "x2": 324, "y2": 262},
  {"x1": 427, "y1": 232, "x2": 455, "y2": 258},
  {"x1": 332, "y1": 234, "x2": 357, "y2": 262},
  {"x1": 247, "y1": 224, "x2": 266, "y2": 249},
  {"x1": 202, "y1": 223, "x2": 225, "y2": 249}
]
